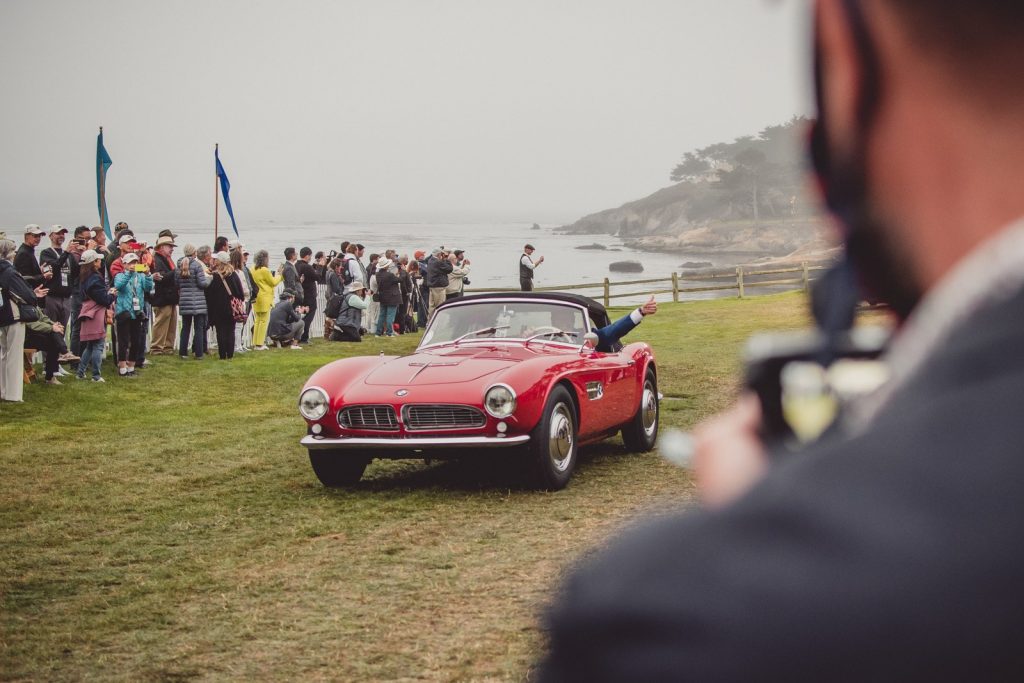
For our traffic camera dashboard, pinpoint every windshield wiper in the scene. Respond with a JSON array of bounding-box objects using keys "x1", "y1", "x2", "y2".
[
  {"x1": 452, "y1": 325, "x2": 511, "y2": 345},
  {"x1": 524, "y1": 328, "x2": 579, "y2": 344}
]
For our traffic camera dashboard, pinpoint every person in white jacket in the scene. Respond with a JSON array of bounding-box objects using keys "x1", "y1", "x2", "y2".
[{"x1": 446, "y1": 250, "x2": 471, "y2": 300}]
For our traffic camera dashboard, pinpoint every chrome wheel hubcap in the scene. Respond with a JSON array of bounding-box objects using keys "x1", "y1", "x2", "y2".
[
  {"x1": 642, "y1": 383, "x2": 658, "y2": 437},
  {"x1": 548, "y1": 403, "x2": 575, "y2": 472}
]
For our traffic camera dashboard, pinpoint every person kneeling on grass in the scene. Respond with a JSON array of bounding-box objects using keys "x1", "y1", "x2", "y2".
[
  {"x1": 325, "y1": 281, "x2": 368, "y2": 342},
  {"x1": 267, "y1": 289, "x2": 305, "y2": 349}
]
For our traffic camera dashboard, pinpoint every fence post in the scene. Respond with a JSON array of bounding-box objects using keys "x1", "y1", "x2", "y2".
[
  {"x1": 737, "y1": 266, "x2": 745, "y2": 299},
  {"x1": 671, "y1": 272, "x2": 679, "y2": 303},
  {"x1": 603, "y1": 278, "x2": 610, "y2": 307},
  {"x1": 802, "y1": 261, "x2": 810, "y2": 292}
]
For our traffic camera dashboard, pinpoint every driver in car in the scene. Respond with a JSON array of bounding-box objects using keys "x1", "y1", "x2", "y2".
[{"x1": 549, "y1": 295, "x2": 658, "y2": 352}]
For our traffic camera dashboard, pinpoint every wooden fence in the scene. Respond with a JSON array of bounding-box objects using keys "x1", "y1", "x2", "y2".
[{"x1": 466, "y1": 262, "x2": 827, "y2": 307}]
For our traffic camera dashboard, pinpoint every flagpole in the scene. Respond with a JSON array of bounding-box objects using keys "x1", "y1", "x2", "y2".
[
  {"x1": 99, "y1": 126, "x2": 107, "y2": 233},
  {"x1": 214, "y1": 143, "x2": 219, "y2": 244}
]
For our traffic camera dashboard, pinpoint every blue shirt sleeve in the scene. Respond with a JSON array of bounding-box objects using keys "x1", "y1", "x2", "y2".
[{"x1": 594, "y1": 311, "x2": 642, "y2": 352}]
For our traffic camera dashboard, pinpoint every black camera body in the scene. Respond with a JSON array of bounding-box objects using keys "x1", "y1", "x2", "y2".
[{"x1": 744, "y1": 327, "x2": 889, "y2": 449}]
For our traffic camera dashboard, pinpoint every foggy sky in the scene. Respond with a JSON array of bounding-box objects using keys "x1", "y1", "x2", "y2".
[{"x1": 0, "y1": 0, "x2": 811, "y2": 226}]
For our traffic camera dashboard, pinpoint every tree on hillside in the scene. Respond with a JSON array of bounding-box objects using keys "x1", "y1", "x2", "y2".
[
  {"x1": 670, "y1": 152, "x2": 711, "y2": 182},
  {"x1": 668, "y1": 117, "x2": 816, "y2": 224}
]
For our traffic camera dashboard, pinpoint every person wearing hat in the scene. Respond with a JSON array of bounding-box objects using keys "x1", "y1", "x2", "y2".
[
  {"x1": 157, "y1": 229, "x2": 178, "y2": 241},
  {"x1": 425, "y1": 247, "x2": 454, "y2": 320},
  {"x1": 105, "y1": 225, "x2": 134, "y2": 271},
  {"x1": 519, "y1": 243, "x2": 544, "y2": 292},
  {"x1": 73, "y1": 249, "x2": 114, "y2": 382},
  {"x1": 150, "y1": 235, "x2": 179, "y2": 354},
  {"x1": 373, "y1": 258, "x2": 402, "y2": 337},
  {"x1": 15, "y1": 225, "x2": 50, "y2": 292},
  {"x1": 112, "y1": 252, "x2": 153, "y2": 378},
  {"x1": 326, "y1": 281, "x2": 368, "y2": 342},
  {"x1": 39, "y1": 225, "x2": 78, "y2": 365},
  {"x1": 267, "y1": 288, "x2": 304, "y2": 349}
]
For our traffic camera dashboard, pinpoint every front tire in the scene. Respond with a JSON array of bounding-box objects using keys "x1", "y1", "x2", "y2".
[
  {"x1": 529, "y1": 385, "x2": 578, "y2": 490},
  {"x1": 309, "y1": 451, "x2": 369, "y2": 487},
  {"x1": 622, "y1": 369, "x2": 659, "y2": 452}
]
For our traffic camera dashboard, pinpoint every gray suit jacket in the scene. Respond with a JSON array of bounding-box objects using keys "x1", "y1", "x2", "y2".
[
  {"x1": 282, "y1": 260, "x2": 302, "y2": 305},
  {"x1": 540, "y1": 285, "x2": 1024, "y2": 682}
]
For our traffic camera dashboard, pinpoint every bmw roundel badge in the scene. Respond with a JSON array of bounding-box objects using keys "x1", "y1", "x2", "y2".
[{"x1": 396, "y1": 389, "x2": 409, "y2": 397}]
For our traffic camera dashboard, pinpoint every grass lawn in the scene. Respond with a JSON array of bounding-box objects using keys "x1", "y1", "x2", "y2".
[{"x1": 1, "y1": 292, "x2": 819, "y2": 681}]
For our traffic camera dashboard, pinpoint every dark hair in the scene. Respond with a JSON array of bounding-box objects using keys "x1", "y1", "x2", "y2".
[
  {"x1": 329, "y1": 257, "x2": 344, "y2": 271},
  {"x1": 340, "y1": 240, "x2": 350, "y2": 254},
  {"x1": 887, "y1": 2, "x2": 1024, "y2": 82},
  {"x1": 284, "y1": 247, "x2": 296, "y2": 260},
  {"x1": 214, "y1": 236, "x2": 229, "y2": 252},
  {"x1": 74, "y1": 225, "x2": 91, "y2": 237},
  {"x1": 369, "y1": 253, "x2": 379, "y2": 263},
  {"x1": 355, "y1": 244, "x2": 365, "y2": 251},
  {"x1": 300, "y1": 246, "x2": 312, "y2": 258},
  {"x1": 79, "y1": 259, "x2": 100, "y2": 281},
  {"x1": 314, "y1": 251, "x2": 324, "y2": 260}
]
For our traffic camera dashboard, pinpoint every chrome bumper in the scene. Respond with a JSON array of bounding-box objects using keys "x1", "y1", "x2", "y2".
[{"x1": 301, "y1": 434, "x2": 530, "y2": 451}]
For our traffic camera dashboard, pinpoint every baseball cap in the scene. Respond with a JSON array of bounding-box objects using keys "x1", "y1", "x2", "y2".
[
  {"x1": 524, "y1": 243, "x2": 535, "y2": 250},
  {"x1": 79, "y1": 249, "x2": 101, "y2": 265},
  {"x1": 118, "y1": 234, "x2": 134, "y2": 245},
  {"x1": 214, "y1": 251, "x2": 231, "y2": 264},
  {"x1": 49, "y1": 225, "x2": 68, "y2": 234},
  {"x1": 228, "y1": 240, "x2": 243, "y2": 250},
  {"x1": 122, "y1": 252, "x2": 139, "y2": 264},
  {"x1": 24, "y1": 224, "x2": 45, "y2": 236}
]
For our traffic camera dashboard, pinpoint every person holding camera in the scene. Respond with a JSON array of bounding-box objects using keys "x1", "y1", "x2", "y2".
[
  {"x1": 112, "y1": 252, "x2": 153, "y2": 378},
  {"x1": 1, "y1": 238, "x2": 46, "y2": 400},
  {"x1": 445, "y1": 249, "x2": 470, "y2": 301},
  {"x1": 425, "y1": 247, "x2": 453, "y2": 320},
  {"x1": 267, "y1": 289, "x2": 304, "y2": 349},
  {"x1": 539, "y1": 2, "x2": 1024, "y2": 681},
  {"x1": 519, "y1": 243, "x2": 543, "y2": 292}
]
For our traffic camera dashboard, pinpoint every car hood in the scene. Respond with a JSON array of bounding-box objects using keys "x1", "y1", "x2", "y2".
[{"x1": 362, "y1": 345, "x2": 528, "y2": 386}]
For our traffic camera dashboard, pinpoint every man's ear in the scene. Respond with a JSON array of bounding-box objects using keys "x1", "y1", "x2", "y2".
[{"x1": 816, "y1": 0, "x2": 867, "y2": 156}]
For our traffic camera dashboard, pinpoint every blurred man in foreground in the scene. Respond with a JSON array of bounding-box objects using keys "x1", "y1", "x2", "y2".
[{"x1": 539, "y1": 1, "x2": 1024, "y2": 680}]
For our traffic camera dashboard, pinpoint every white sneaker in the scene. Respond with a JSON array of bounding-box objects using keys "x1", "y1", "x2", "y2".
[
  {"x1": 290, "y1": 344, "x2": 303, "y2": 350},
  {"x1": 254, "y1": 345, "x2": 269, "y2": 351}
]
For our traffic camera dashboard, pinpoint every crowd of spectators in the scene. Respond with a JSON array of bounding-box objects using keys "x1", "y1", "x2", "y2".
[{"x1": 0, "y1": 222, "x2": 472, "y2": 402}]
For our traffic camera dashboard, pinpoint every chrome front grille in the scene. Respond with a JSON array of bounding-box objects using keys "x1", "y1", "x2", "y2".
[
  {"x1": 403, "y1": 404, "x2": 487, "y2": 431},
  {"x1": 338, "y1": 405, "x2": 399, "y2": 431}
]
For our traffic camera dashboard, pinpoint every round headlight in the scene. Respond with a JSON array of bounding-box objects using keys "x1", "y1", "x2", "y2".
[
  {"x1": 484, "y1": 384, "x2": 517, "y2": 419},
  {"x1": 299, "y1": 387, "x2": 329, "y2": 421}
]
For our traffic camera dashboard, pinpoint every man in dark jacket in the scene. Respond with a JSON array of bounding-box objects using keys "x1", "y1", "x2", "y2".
[
  {"x1": 539, "y1": 3, "x2": 1024, "y2": 681},
  {"x1": 425, "y1": 248, "x2": 453, "y2": 320},
  {"x1": 39, "y1": 226, "x2": 76, "y2": 363},
  {"x1": 268, "y1": 290, "x2": 304, "y2": 349},
  {"x1": 65, "y1": 227, "x2": 91, "y2": 361},
  {"x1": 150, "y1": 235, "x2": 178, "y2": 354},
  {"x1": 296, "y1": 247, "x2": 321, "y2": 343},
  {"x1": 282, "y1": 247, "x2": 303, "y2": 306},
  {"x1": 15, "y1": 225, "x2": 49, "y2": 293}
]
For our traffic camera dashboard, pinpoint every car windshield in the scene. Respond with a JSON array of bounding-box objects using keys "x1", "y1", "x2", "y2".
[{"x1": 420, "y1": 301, "x2": 589, "y2": 348}]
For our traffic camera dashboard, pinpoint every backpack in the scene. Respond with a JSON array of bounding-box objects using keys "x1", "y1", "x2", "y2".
[{"x1": 341, "y1": 257, "x2": 354, "y2": 285}]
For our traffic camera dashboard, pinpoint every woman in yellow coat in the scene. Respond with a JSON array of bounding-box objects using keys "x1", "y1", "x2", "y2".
[{"x1": 250, "y1": 249, "x2": 284, "y2": 350}]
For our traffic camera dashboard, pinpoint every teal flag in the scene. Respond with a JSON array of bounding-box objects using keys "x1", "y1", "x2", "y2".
[{"x1": 96, "y1": 129, "x2": 113, "y2": 240}]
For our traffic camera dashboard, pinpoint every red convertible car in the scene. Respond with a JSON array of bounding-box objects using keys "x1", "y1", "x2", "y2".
[{"x1": 298, "y1": 292, "x2": 659, "y2": 489}]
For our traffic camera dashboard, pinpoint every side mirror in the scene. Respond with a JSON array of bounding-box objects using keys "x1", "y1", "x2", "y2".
[{"x1": 580, "y1": 332, "x2": 599, "y2": 355}]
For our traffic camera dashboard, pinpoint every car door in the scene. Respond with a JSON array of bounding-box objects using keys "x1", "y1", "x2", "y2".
[{"x1": 571, "y1": 349, "x2": 637, "y2": 437}]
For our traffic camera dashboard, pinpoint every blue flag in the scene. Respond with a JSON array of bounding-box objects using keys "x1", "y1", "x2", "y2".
[
  {"x1": 216, "y1": 148, "x2": 238, "y2": 237},
  {"x1": 96, "y1": 129, "x2": 113, "y2": 240}
]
